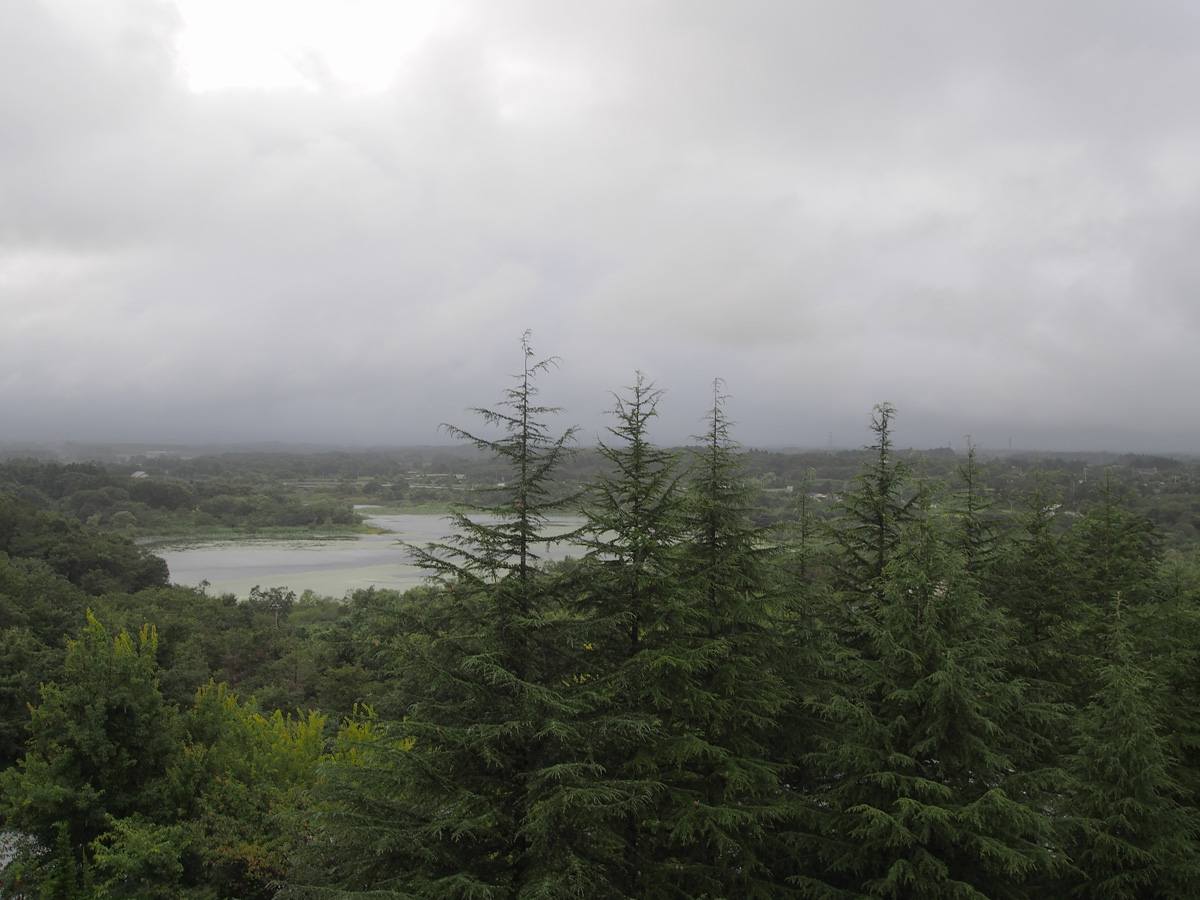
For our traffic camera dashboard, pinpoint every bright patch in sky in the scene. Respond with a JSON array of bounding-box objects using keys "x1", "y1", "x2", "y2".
[{"x1": 173, "y1": 0, "x2": 443, "y2": 92}]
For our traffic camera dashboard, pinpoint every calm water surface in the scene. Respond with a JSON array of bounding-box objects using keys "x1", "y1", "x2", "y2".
[{"x1": 155, "y1": 513, "x2": 584, "y2": 599}]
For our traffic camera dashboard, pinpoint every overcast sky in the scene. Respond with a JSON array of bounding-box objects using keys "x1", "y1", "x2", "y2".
[{"x1": 3, "y1": 0, "x2": 1200, "y2": 453}]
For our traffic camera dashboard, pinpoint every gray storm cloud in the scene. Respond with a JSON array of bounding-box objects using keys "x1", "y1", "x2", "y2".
[{"x1": 3, "y1": 0, "x2": 1200, "y2": 452}]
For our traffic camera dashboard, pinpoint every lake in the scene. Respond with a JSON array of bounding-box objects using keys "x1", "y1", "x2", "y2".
[{"x1": 154, "y1": 513, "x2": 585, "y2": 599}]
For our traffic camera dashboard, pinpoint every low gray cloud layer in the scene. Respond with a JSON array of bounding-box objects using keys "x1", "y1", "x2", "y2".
[{"x1": 4, "y1": 0, "x2": 1200, "y2": 452}]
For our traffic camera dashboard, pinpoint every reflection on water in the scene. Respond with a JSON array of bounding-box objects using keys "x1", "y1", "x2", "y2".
[{"x1": 155, "y1": 514, "x2": 584, "y2": 599}]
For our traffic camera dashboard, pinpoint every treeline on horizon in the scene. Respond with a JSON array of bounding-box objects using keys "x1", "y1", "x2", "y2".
[
  {"x1": 3, "y1": 344, "x2": 1200, "y2": 897},
  {"x1": 5, "y1": 429, "x2": 1200, "y2": 553}
]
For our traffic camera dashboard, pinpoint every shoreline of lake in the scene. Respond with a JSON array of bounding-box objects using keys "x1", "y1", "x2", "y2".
[{"x1": 156, "y1": 512, "x2": 585, "y2": 599}]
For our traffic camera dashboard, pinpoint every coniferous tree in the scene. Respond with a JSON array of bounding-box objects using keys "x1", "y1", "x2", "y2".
[
  {"x1": 796, "y1": 412, "x2": 1057, "y2": 900},
  {"x1": 988, "y1": 468, "x2": 1084, "y2": 696},
  {"x1": 579, "y1": 372, "x2": 686, "y2": 666},
  {"x1": 576, "y1": 374, "x2": 691, "y2": 897},
  {"x1": 1063, "y1": 476, "x2": 1200, "y2": 886},
  {"x1": 294, "y1": 332, "x2": 586, "y2": 899},
  {"x1": 1071, "y1": 473, "x2": 1163, "y2": 622},
  {"x1": 557, "y1": 379, "x2": 806, "y2": 899},
  {"x1": 568, "y1": 373, "x2": 689, "y2": 897},
  {"x1": 1045, "y1": 475, "x2": 1169, "y2": 754},
  {"x1": 1152, "y1": 565, "x2": 1200, "y2": 827},
  {"x1": 986, "y1": 470, "x2": 1082, "y2": 799},
  {"x1": 948, "y1": 438, "x2": 1005, "y2": 584},
  {"x1": 788, "y1": 466, "x2": 822, "y2": 584},
  {"x1": 633, "y1": 382, "x2": 797, "y2": 899},
  {"x1": 831, "y1": 403, "x2": 917, "y2": 601},
  {"x1": 773, "y1": 471, "x2": 840, "y2": 892},
  {"x1": 1060, "y1": 598, "x2": 1200, "y2": 899}
]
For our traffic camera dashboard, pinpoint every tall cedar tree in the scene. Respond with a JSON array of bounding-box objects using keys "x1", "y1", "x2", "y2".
[
  {"x1": 994, "y1": 472, "x2": 1077, "y2": 677},
  {"x1": 1062, "y1": 477, "x2": 1200, "y2": 891},
  {"x1": 795, "y1": 408, "x2": 1058, "y2": 900},
  {"x1": 1070, "y1": 474, "x2": 1165, "y2": 672},
  {"x1": 569, "y1": 373, "x2": 689, "y2": 897},
  {"x1": 948, "y1": 439, "x2": 1005, "y2": 583},
  {"x1": 559, "y1": 378, "x2": 803, "y2": 898},
  {"x1": 832, "y1": 404, "x2": 915, "y2": 596},
  {"x1": 987, "y1": 470, "x2": 1081, "y2": 792},
  {"x1": 1059, "y1": 598, "x2": 1200, "y2": 898},
  {"x1": 947, "y1": 443, "x2": 1072, "y2": 888},
  {"x1": 292, "y1": 332, "x2": 587, "y2": 899},
  {"x1": 788, "y1": 466, "x2": 821, "y2": 584},
  {"x1": 632, "y1": 382, "x2": 796, "y2": 899},
  {"x1": 580, "y1": 373, "x2": 685, "y2": 666}
]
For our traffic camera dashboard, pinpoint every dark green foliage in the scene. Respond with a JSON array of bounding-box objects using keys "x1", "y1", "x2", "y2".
[
  {"x1": 1071, "y1": 474, "x2": 1162, "y2": 611},
  {"x1": 831, "y1": 403, "x2": 919, "y2": 597},
  {"x1": 0, "y1": 610, "x2": 324, "y2": 898},
  {"x1": 1059, "y1": 601, "x2": 1200, "y2": 898},
  {"x1": 990, "y1": 473, "x2": 1082, "y2": 716},
  {"x1": 0, "y1": 459, "x2": 362, "y2": 537},
  {"x1": 785, "y1": 466, "x2": 823, "y2": 584},
  {"x1": 128, "y1": 477, "x2": 196, "y2": 511},
  {"x1": 565, "y1": 373, "x2": 690, "y2": 896},
  {"x1": 579, "y1": 373, "x2": 685, "y2": 663},
  {"x1": 0, "y1": 461, "x2": 113, "y2": 505},
  {"x1": 412, "y1": 335, "x2": 580, "y2": 589},
  {"x1": 0, "y1": 554, "x2": 89, "y2": 767},
  {"x1": 948, "y1": 438, "x2": 1006, "y2": 581},
  {"x1": 636, "y1": 382, "x2": 799, "y2": 899},
  {"x1": 0, "y1": 614, "x2": 183, "y2": 882},
  {"x1": 8, "y1": 390, "x2": 1200, "y2": 898},
  {"x1": 796, "y1": 410, "x2": 1060, "y2": 900},
  {"x1": 563, "y1": 377, "x2": 804, "y2": 898},
  {"x1": 295, "y1": 332, "x2": 588, "y2": 899},
  {"x1": 804, "y1": 535, "x2": 1057, "y2": 898},
  {"x1": 0, "y1": 493, "x2": 169, "y2": 594}
]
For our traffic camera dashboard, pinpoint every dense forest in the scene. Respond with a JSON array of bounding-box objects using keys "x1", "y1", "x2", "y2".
[{"x1": 3, "y1": 349, "x2": 1200, "y2": 897}]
